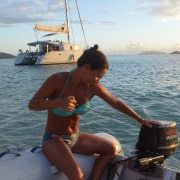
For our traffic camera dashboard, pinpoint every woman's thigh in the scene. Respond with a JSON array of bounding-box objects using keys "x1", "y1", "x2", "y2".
[
  {"x1": 42, "y1": 139, "x2": 80, "y2": 173},
  {"x1": 72, "y1": 132, "x2": 116, "y2": 155}
]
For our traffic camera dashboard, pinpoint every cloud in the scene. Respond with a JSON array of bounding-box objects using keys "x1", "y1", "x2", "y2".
[
  {"x1": 100, "y1": 21, "x2": 116, "y2": 25},
  {"x1": 139, "y1": 0, "x2": 180, "y2": 21},
  {"x1": 126, "y1": 11, "x2": 135, "y2": 15},
  {"x1": 98, "y1": 9, "x2": 113, "y2": 13},
  {"x1": 126, "y1": 42, "x2": 145, "y2": 54},
  {"x1": 168, "y1": 43, "x2": 180, "y2": 52},
  {"x1": 0, "y1": 24, "x2": 16, "y2": 28},
  {"x1": 0, "y1": 0, "x2": 64, "y2": 27}
]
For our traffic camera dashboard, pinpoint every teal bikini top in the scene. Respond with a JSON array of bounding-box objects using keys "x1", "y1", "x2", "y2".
[
  {"x1": 52, "y1": 70, "x2": 91, "y2": 117},
  {"x1": 52, "y1": 101, "x2": 91, "y2": 117}
]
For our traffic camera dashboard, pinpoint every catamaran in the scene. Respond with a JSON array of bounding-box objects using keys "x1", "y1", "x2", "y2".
[{"x1": 14, "y1": 0, "x2": 86, "y2": 65}]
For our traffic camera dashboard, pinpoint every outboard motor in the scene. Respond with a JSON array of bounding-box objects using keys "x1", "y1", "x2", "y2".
[
  {"x1": 108, "y1": 121, "x2": 179, "y2": 179},
  {"x1": 134, "y1": 121, "x2": 179, "y2": 172}
]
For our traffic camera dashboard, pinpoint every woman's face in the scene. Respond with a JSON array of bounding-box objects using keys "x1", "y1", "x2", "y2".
[{"x1": 87, "y1": 68, "x2": 107, "y2": 84}]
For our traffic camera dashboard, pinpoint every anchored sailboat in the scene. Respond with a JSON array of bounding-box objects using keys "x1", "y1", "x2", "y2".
[{"x1": 14, "y1": 0, "x2": 86, "y2": 65}]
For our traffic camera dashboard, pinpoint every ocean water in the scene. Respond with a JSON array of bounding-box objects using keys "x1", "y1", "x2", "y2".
[{"x1": 0, "y1": 55, "x2": 179, "y2": 170}]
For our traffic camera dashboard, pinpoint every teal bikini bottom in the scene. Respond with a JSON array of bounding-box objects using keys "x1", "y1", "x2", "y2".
[{"x1": 42, "y1": 130, "x2": 79, "y2": 148}]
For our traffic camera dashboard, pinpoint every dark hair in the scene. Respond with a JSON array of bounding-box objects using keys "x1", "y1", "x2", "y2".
[{"x1": 77, "y1": 44, "x2": 109, "y2": 70}]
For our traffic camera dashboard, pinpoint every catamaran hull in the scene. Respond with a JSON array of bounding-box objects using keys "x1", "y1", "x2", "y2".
[
  {"x1": 14, "y1": 53, "x2": 38, "y2": 65},
  {"x1": 36, "y1": 50, "x2": 83, "y2": 65},
  {"x1": 14, "y1": 50, "x2": 83, "y2": 65}
]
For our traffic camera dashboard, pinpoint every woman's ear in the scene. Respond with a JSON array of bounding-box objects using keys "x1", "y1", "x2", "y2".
[{"x1": 85, "y1": 64, "x2": 91, "y2": 70}]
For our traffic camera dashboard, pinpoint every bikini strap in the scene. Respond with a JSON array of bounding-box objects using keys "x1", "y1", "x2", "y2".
[
  {"x1": 87, "y1": 84, "x2": 92, "y2": 98},
  {"x1": 59, "y1": 70, "x2": 73, "y2": 98}
]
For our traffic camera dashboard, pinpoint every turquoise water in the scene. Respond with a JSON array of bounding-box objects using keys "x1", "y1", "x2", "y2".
[{"x1": 0, "y1": 55, "x2": 179, "y2": 170}]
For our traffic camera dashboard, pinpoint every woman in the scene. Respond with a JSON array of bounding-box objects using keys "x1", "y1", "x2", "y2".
[{"x1": 28, "y1": 45, "x2": 160, "y2": 180}]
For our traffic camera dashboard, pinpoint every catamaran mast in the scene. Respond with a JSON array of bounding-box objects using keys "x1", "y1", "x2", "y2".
[{"x1": 65, "y1": 0, "x2": 70, "y2": 43}]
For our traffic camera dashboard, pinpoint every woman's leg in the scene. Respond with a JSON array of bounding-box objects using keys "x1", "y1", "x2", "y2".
[
  {"x1": 42, "y1": 139, "x2": 84, "y2": 180},
  {"x1": 72, "y1": 132, "x2": 117, "y2": 180}
]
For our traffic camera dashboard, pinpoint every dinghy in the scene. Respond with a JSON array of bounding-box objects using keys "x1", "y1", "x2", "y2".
[{"x1": 0, "y1": 121, "x2": 179, "y2": 180}]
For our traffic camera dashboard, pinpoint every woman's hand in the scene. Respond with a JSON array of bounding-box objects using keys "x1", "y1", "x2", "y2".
[
  {"x1": 60, "y1": 96, "x2": 78, "y2": 111},
  {"x1": 138, "y1": 118, "x2": 161, "y2": 128}
]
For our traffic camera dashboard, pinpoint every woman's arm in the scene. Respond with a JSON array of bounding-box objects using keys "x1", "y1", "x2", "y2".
[
  {"x1": 93, "y1": 83, "x2": 160, "y2": 127},
  {"x1": 28, "y1": 75, "x2": 61, "y2": 111},
  {"x1": 28, "y1": 74, "x2": 78, "y2": 111}
]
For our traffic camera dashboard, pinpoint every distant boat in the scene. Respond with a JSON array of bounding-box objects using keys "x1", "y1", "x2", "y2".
[{"x1": 14, "y1": 0, "x2": 86, "y2": 65}]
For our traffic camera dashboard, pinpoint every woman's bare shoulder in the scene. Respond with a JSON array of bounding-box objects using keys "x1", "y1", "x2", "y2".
[
  {"x1": 46, "y1": 72, "x2": 68, "y2": 83},
  {"x1": 90, "y1": 83, "x2": 115, "y2": 101},
  {"x1": 33, "y1": 72, "x2": 69, "y2": 99},
  {"x1": 89, "y1": 83, "x2": 106, "y2": 95}
]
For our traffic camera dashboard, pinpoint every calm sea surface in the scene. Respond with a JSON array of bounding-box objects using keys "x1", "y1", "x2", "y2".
[{"x1": 0, "y1": 55, "x2": 180, "y2": 170}]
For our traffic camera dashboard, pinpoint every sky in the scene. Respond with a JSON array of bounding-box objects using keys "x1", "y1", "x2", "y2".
[{"x1": 1, "y1": 0, "x2": 180, "y2": 55}]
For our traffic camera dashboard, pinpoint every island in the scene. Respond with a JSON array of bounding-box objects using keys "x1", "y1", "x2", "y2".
[
  {"x1": 0, "y1": 52, "x2": 15, "y2": 59},
  {"x1": 170, "y1": 51, "x2": 180, "y2": 54},
  {"x1": 139, "y1": 51, "x2": 180, "y2": 55},
  {"x1": 138, "y1": 51, "x2": 167, "y2": 55}
]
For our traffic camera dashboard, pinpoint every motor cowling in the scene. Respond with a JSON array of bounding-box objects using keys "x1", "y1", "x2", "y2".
[
  {"x1": 132, "y1": 121, "x2": 179, "y2": 173},
  {"x1": 136, "y1": 121, "x2": 179, "y2": 158}
]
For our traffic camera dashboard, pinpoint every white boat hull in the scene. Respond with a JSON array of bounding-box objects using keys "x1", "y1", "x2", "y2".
[
  {"x1": 0, "y1": 133, "x2": 179, "y2": 180},
  {"x1": 0, "y1": 148, "x2": 96, "y2": 180},
  {"x1": 109, "y1": 156, "x2": 180, "y2": 180},
  {"x1": 14, "y1": 53, "x2": 38, "y2": 65},
  {"x1": 0, "y1": 133, "x2": 122, "y2": 180},
  {"x1": 36, "y1": 50, "x2": 83, "y2": 65},
  {"x1": 14, "y1": 50, "x2": 83, "y2": 65}
]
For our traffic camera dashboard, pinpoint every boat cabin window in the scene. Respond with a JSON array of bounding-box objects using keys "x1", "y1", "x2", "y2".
[
  {"x1": 43, "y1": 46, "x2": 48, "y2": 52},
  {"x1": 52, "y1": 46, "x2": 59, "y2": 51},
  {"x1": 48, "y1": 45, "x2": 59, "y2": 51},
  {"x1": 42, "y1": 45, "x2": 59, "y2": 52}
]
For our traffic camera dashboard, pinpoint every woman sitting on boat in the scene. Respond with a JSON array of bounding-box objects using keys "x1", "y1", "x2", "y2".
[{"x1": 28, "y1": 44, "x2": 160, "y2": 180}]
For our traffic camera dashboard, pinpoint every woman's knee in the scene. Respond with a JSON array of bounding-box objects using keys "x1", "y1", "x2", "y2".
[{"x1": 106, "y1": 142, "x2": 117, "y2": 157}]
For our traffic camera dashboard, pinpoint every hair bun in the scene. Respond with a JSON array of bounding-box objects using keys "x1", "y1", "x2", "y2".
[{"x1": 90, "y1": 44, "x2": 98, "y2": 51}]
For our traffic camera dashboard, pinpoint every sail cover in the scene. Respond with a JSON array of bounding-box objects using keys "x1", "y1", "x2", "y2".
[{"x1": 34, "y1": 24, "x2": 68, "y2": 34}]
